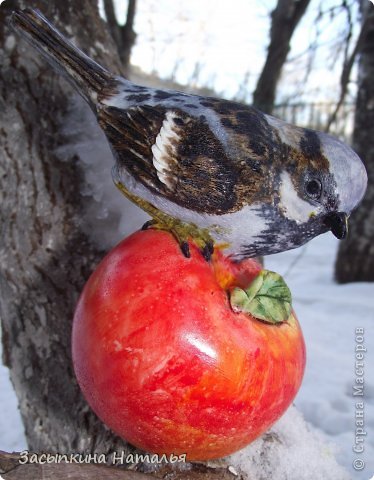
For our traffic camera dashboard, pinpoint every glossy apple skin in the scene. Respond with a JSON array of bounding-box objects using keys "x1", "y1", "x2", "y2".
[{"x1": 72, "y1": 230, "x2": 306, "y2": 460}]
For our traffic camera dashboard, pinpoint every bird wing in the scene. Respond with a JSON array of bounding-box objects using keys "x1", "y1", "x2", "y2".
[{"x1": 98, "y1": 105, "x2": 239, "y2": 214}]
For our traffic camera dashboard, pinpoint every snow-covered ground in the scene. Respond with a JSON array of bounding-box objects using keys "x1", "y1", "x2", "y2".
[
  {"x1": 1, "y1": 233, "x2": 373, "y2": 479},
  {"x1": 0, "y1": 347, "x2": 26, "y2": 452}
]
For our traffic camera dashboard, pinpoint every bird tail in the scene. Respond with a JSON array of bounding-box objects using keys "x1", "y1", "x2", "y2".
[{"x1": 10, "y1": 8, "x2": 114, "y2": 105}]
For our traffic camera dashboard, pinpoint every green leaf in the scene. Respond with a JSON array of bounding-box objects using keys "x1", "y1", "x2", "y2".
[{"x1": 230, "y1": 270, "x2": 292, "y2": 324}]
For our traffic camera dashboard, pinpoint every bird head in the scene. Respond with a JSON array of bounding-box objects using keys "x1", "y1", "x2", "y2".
[
  {"x1": 257, "y1": 115, "x2": 368, "y2": 255},
  {"x1": 316, "y1": 130, "x2": 367, "y2": 238}
]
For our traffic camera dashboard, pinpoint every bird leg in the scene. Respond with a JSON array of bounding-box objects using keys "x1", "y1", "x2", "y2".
[{"x1": 115, "y1": 180, "x2": 215, "y2": 260}]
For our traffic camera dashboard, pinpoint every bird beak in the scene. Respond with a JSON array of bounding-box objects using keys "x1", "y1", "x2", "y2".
[{"x1": 323, "y1": 212, "x2": 349, "y2": 239}]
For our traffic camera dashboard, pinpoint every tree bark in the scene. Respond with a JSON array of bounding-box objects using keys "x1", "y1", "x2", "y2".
[
  {"x1": 253, "y1": 0, "x2": 311, "y2": 114},
  {"x1": 335, "y1": 1, "x2": 374, "y2": 283},
  {"x1": 0, "y1": 0, "x2": 134, "y2": 457}
]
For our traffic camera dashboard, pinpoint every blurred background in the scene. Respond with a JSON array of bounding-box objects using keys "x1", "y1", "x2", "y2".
[{"x1": 107, "y1": 0, "x2": 359, "y2": 141}]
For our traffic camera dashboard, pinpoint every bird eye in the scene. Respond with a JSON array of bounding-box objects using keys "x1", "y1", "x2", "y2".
[{"x1": 305, "y1": 179, "x2": 322, "y2": 199}]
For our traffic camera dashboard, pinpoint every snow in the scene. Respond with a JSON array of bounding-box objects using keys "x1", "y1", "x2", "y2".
[
  {"x1": 54, "y1": 97, "x2": 149, "y2": 250},
  {"x1": 0, "y1": 330, "x2": 26, "y2": 452},
  {"x1": 227, "y1": 405, "x2": 350, "y2": 480},
  {"x1": 1, "y1": 98, "x2": 373, "y2": 478}
]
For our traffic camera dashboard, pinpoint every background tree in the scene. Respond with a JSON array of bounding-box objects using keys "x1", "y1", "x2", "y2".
[
  {"x1": 335, "y1": 0, "x2": 374, "y2": 282},
  {"x1": 253, "y1": 0, "x2": 311, "y2": 113},
  {"x1": 103, "y1": 0, "x2": 137, "y2": 77},
  {"x1": 324, "y1": 1, "x2": 372, "y2": 132},
  {"x1": 0, "y1": 0, "x2": 134, "y2": 456}
]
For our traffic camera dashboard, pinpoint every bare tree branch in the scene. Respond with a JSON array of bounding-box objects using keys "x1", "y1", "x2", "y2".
[
  {"x1": 103, "y1": 0, "x2": 121, "y2": 47},
  {"x1": 253, "y1": 0, "x2": 312, "y2": 114},
  {"x1": 325, "y1": 6, "x2": 371, "y2": 131},
  {"x1": 104, "y1": 0, "x2": 137, "y2": 77},
  {"x1": 120, "y1": 0, "x2": 137, "y2": 74}
]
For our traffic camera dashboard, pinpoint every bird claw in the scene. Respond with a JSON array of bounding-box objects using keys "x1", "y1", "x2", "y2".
[
  {"x1": 116, "y1": 179, "x2": 216, "y2": 261},
  {"x1": 143, "y1": 220, "x2": 214, "y2": 261},
  {"x1": 182, "y1": 240, "x2": 214, "y2": 261},
  {"x1": 141, "y1": 219, "x2": 157, "y2": 231},
  {"x1": 201, "y1": 241, "x2": 214, "y2": 261},
  {"x1": 181, "y1": 242, "x2": 191, "y2": 258}
]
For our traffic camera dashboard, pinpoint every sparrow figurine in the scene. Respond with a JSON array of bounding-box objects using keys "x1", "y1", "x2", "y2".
[{"x1": 10, "y1": 8, "x2": 367, "y2": 260}]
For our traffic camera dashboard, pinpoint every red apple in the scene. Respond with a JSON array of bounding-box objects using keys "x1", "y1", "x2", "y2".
[{"x1": 72, "y1": 229, "x2": 305, "y2": 460}]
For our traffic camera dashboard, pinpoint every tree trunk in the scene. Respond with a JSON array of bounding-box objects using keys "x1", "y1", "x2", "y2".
[
  {"x1": 335, "y1": 1, "x2": 374, "y2": 283},
  {"x1": 104, "y1": 0, "x2": 137, "y2": 77},
  {"x1": 253, "y1": 0, "x2": 311, "y2": 114},
  {"x1": 0, "y1": 0, "x2": 134, "y2": 457}
]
